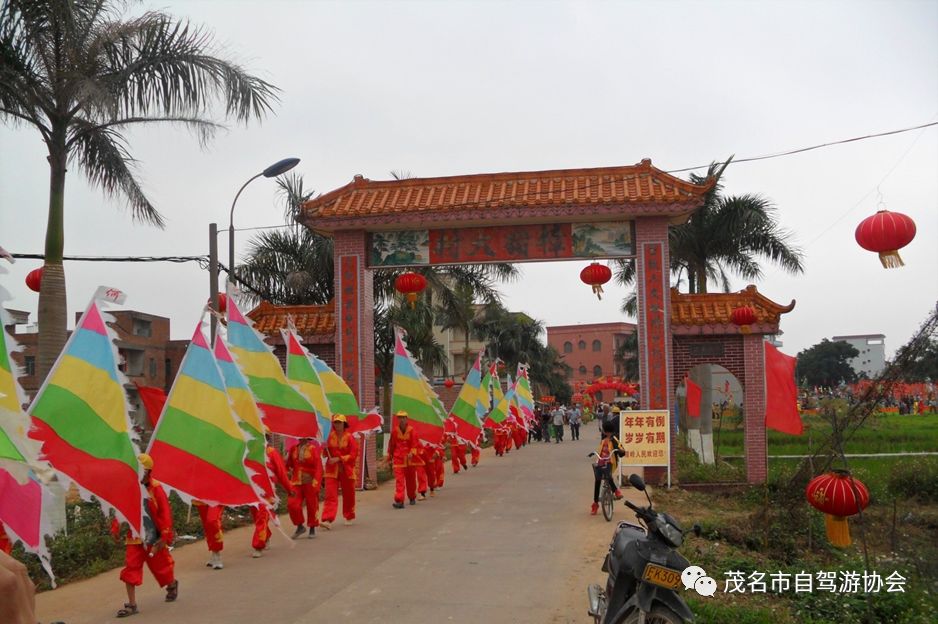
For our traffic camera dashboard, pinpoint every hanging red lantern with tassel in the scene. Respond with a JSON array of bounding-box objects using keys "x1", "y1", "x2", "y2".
[
  {"x1": 805, "y1": 470, "x2": 870, "y2": 547},
  {"x1": 730, "y1": 305, "x2": 757, "y2": 333},
  {"x1": 580, "y1": 263, "x2": 612, "y2": 300},
  {"x1": 855, "y1": 210, "x2": 916, "y2": 269},
  {"x1": 207, "y1": 293, "x2": 227, "y2": 314},
  {"x1": 394, "y1": 272, "x2": 427, "y2": 308},
  {"x1": 444, "y1": 378, "x2": 454, "y2": 389},
  {"x1": 25, "y1": 267, "x2": 43, "y2": 292}
]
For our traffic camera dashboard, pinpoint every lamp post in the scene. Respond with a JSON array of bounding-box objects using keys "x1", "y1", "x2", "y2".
[
  {"x1": 227, "y1": 157, "x2": 301, "y2": 287},
  {"x1": 211, "y1": 157, "x2": 300, "y2": 342}
]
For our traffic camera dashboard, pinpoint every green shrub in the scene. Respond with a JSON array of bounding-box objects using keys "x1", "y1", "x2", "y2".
[
  {"x1": 676, "y1": 446, "x2": 744, "y2": 483},
  {"x1": 885, "y1": 456, "x2": 938, "y2": 503}
]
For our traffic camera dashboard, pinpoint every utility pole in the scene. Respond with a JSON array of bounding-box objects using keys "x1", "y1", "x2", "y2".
[{"x1": 209, "y1": 222, "x2": 219, "y2": 343}]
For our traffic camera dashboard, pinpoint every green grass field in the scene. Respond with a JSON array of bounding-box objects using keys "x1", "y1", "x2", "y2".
[{"x1": 715, "y1": 412, "x2": 938, "y2": 457}]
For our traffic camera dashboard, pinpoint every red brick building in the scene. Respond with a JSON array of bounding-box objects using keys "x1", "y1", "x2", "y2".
[
  {"x1": 546, "y1": 322, "x2": 637, "y2": 393},
  {"x1": 8, "y1": 310, "x2": 177, "y2": 427}
]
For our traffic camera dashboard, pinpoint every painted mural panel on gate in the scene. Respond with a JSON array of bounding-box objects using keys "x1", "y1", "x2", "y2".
[{"x1": 368, "y1": 222, "x2": 633, "y2": 267}]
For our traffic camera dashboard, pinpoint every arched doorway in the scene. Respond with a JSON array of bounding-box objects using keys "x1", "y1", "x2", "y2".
[
  {"x1": 680, "y1": 363, "x2": 743, "y2": 465},
  {"x1": 300, "y1": 161, "x2": 713, "y2": 483}
]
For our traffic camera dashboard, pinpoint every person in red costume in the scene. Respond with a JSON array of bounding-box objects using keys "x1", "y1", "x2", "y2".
[
  {"x1": 252, "y1": 433, "x2": 294, "y2": 558},
  {"x1": 321, "y1": 415, "x2": 359, "y2": 527},
  {"x1": 115, "y1": 453, "x2": 177, "y2": 618},
  {"x1": 493, "y1": 425, "x2": 509, "y2": 456},
  {"x1": 512, "y1": 421, "x2": 527, "y2": 450},
  {"x1": 286, "y1": 437, "x2": 323, "y2": 538},
  {"x1": 469, "y1": 432, "x2": 482, "y2": 467},
  {"x1": 385, "y1": 410, "x2": 421, "y2": 508},
  {"x1": 193, "y1": 501, "x2": 224, "y2": 569},
  {"x1": 449, "y1": 432, "x2": 468, "y2": 473},
  {"x1": 417, "y1": 442, "x2": 438, "y2": 497},
  {"x1": 433, "y1": 448, "x2": 446, "y2": 490},
  {"x1": 0, "y1": 521, "x2": 11, "y2": 555}
]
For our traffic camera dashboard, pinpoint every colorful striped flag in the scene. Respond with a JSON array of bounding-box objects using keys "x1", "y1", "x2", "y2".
[
  {"x1": 448, "y1": 352, "x2": 485, "y2": 444},
  {"x1": 515, "y1": 365, "x2": 536, "y2": 427},
  {"x1": 484, "y1": 369, "x2": 515, "y2": 430},
  {"x1": 0, "y1": 289, "x2": 62, "y2": 583},
  {"x1": 391, "y1": 328, "x2": 444, "y2": 445},
  {"x1": 0, "y1": 304, "x2": 36, "y2": 484},
  {"x1": 214, "y1": 335, "x2": 276, "y2": 502},
  {"x1": 226, "y1": 297, "x2": 319, "y2": 439},
  {"x1": 148, "y1": 322, "x2": 258, "y2": 506},
  {"x1": 303, "y1": 338, "x2": 383, "y2": 436},
  {"x1": 282, "y1": 329, "x2": 332, "y2": 440},
  {"x1": 0, "y1": 469, "x2": 63, "y2": 584},
  {"x1": 28, "y1": 298, "x2": 144, "y2": 534}
]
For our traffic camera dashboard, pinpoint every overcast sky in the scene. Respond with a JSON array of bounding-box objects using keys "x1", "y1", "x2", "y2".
[{"x1": 1, "y1": 0, "x2": 936, "y2": 359}]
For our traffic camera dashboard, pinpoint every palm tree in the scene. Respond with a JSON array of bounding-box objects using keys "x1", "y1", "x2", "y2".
[
  {"x1": 613, "y1": 158, "x2": 805, "y2": 314},
  {"x1": 613, "y1": 332, "x2": 639, "y2": 380},
  {"x1": 613, "y1": 158, "x2": 804, "y2": 463},
  {"x1": 0, "y1": 0, "x2": 279, "y2": 378},
  {"x1": 434, "y1": 281, "x2": 477, "y2": 377}
]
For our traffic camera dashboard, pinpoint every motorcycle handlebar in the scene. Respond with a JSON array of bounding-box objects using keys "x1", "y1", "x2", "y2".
[{"x1": 624, "y1": 500, "x2": 641, "y2": 512}]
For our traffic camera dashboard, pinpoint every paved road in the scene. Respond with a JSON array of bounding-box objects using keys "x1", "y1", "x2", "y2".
[{"x1": 36, "y1": 432, "x2": 643, "y2": 624}]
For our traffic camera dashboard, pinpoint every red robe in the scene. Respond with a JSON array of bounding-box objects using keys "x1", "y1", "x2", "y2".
[
  {"x1": 193, "y1": 501, "x2": 223, "y2": 553},
  {"x1": 387, "y1": 425, "x2": 420, "y2": 503},
  {"x1": 252, "y1": 446, "x2": 293, "y2": 550},
  {"x1": 120, "y1": 479, "x2": 175, "y2": 587},
  {"x1": 286, "y1": 440, "x2": 324, "y2": 528},
  {"x1": 322, "y1": 430, "x2": 359, "y2": 522}
]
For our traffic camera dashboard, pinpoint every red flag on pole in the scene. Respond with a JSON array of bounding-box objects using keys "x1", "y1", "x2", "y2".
[
  {"x1": 135, "y1": 383, "x2": 167, "y2": 428},
  {"x1": 764, "y1": 342, "x2": 803, "y2": 435},
  {"x1": 685, "y1": 377, "x2": 702, "y2": 418}
]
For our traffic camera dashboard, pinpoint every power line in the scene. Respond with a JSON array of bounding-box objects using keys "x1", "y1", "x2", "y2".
[{"x1": 665, "y1": 120, "x2": 938, "y2": 173}]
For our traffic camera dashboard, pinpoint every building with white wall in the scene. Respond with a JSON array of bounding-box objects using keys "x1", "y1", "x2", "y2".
[{"x1": 832, "y1": 334, "x2": 886, "y2": 378}]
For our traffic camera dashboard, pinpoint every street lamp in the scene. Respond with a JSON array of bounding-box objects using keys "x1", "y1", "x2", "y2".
[
  {"x1": 211, "y1": 157, "x2": 300, "y2": 342},
  {"x1": 228, "y1": 157, "x2": 301, "y2": 286}
]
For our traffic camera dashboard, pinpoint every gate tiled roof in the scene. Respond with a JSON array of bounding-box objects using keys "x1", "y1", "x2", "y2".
[
  {"x1": 301, "y1": 159, "x2": 712, "y2": 221},
  {"x1": 670, "y1": 285, "x2": 795, "y2": 335},
  {"x1": 247, "y1": 301, "x2": 335, "y2": 340}
]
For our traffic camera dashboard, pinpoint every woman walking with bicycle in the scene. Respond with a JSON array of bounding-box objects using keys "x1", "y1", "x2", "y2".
[{"x1": 589, "y1": 421, "x2": 625, "y2": 516}]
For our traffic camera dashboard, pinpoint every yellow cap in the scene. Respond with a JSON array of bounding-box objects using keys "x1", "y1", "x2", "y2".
[
  {"x1": 394, "y1": 410, "x2": 409, "y2": 418},
  {"x1": 332, "y1": 414, "x2": 348, "y2": 424},
  {"x1": 138, "y1": 453, "x2": 154, "y2": 470},
  {"x1": 610, "y1": 406, "x2": 621, "y2": 413}
]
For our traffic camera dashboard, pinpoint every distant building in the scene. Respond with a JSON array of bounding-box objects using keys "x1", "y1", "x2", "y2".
[
  {"x1": 832, "y1": 334, "x2": 886, "y2": 378},
  {"x1": 546, "y1": 322, "x2": 637, "y2": 400},
  {"x1": 10, "y1": 310, "x2": 180, "y2": 427}
]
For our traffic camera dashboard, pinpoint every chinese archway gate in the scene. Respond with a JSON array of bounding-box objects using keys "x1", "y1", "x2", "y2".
[{"x1": 299, "y1": 159, "x2": 713, "y2": 484}]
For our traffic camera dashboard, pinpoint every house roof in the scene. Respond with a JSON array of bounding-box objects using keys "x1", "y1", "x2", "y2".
[
  {"x1": 247, "y1": 301, "x2": 335, "y2": 343},
  {"x1": 299, "y1": 159, "x2": 713, "y2": 230},
  {"x1": 670, "y1": 285, "x2": 795, "y2": 335}
]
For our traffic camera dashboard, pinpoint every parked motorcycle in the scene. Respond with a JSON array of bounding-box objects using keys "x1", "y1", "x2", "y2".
[{"x1": 587, "y1": 473, "x2": 695, "y2": 624}]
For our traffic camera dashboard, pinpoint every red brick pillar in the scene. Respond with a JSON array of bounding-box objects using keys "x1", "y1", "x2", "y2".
[
  {"x1": 333, "y1": 230, "x2": 377, "y2": 486},
  {"x1": 634, "y1": 217, "x2": 674, "y2": 485},
  {"x1": 742, "y1": 334, "x2": 767, "y2": 483}
]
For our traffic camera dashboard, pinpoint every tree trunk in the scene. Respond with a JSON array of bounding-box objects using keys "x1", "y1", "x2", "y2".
[
  {"x1": 696, "y1": 267, "x2": 708, "y2": 294},
  {"x1": 37, "y1": 133, "x2": 68, "y2": 383},
  {"x1": 464, "y1": 326, "x2": 471, "y2": 377}
]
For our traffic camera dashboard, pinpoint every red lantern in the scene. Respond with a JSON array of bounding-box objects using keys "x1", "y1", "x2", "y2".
[
  {"x1": 394, "y1": 272, "x2": 427, "y2": 308},
  {"x1": 579, "y1": 263, "x2": 612, "y2": 300},
  {"x1": 855, "y1": 210, "x2": 916, "y2": 269},
  {"x1": 730, "y1": 305, "x2": 757, "y2": 332},
  {"x1": 805, "y1": 470, "x2": 870, "y2": 547},
  {"x1": 207, "y1": 293, "x2": 227, "y2": 313},
  {"x1": 444, "y1": 378, "x2": 454, "y2": 389},
  {"x1": 25, "y1": 267, "x2": 43, "y2": 292}
]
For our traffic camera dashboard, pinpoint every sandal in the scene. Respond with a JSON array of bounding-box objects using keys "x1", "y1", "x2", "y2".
[
  {"x1": 116, "y1": 603, "x2": 138, "y2": 617},
  {"x1": 165, "y1": 579, "x2": 179, "y2": 602}
]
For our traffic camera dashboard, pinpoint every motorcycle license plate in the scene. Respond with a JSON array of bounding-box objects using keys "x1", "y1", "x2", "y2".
[{"x1": 642, "y1": 563, "x2": 682, "y2": 590}]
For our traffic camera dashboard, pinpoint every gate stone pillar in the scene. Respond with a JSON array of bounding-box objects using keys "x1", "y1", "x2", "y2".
[
  {"x1": 634, "y1": 217, "x2": 674, "y2": 483},
  {"x1": 333, "y1": 229, "x2": 377, "y2": 484},
  {"x1": 743, "y1": 334, "x2": 767, "y2": 483}
]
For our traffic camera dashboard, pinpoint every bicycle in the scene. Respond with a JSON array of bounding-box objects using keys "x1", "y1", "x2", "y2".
[{"x1": 589, "y1": 453, "x2": 616, "y2": 522}]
